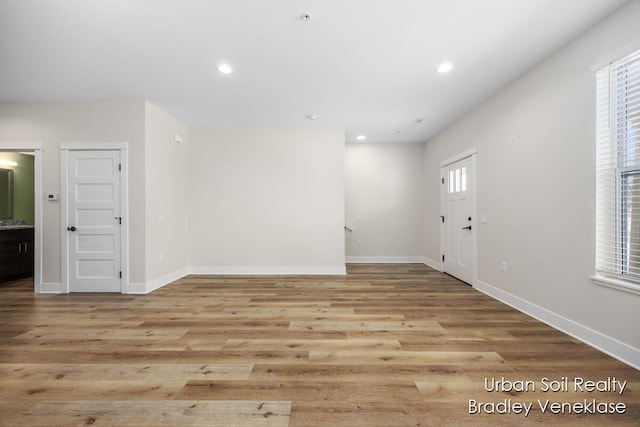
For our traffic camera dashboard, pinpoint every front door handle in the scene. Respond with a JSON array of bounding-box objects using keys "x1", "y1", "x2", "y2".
[
  {"x1": 462, "y1": 226, "x2": 472, "y2": 230},
  {"x1": 67, "y1": 226, "x2": 77, "y2": 232}
]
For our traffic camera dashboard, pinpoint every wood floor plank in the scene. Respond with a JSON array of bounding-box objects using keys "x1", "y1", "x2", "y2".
[
  {"x1": 222, "y1": 307, "x2": 355, "y2": 315},
  {"x1": 249, "y1": 364, "x2": 473, "y2": 382},
  {"x1": 289, "y1": 320, "x2": 443, "y2": 331},
  {"x1": 0, "y1": 349, "x2": 311, "y2": 364},
  {"x1": 308, "y1": 350, "x2": 505, "y2": 365},
  {"x1": 2, "y1": 339, "x2": 224, "y2": 352},
  {"x1": 176, "y1": 379, "x2": 425, "y2": 403},
  {"x1": 347, "y1": 329, "x2": 519, "y2": 342},
  {"x1": 0, "y1": 363, "x2": 254, "y2": 381},
  {"x1": 0, "y1": 264, "x2": 638, "y2": 426},
  {"x1": 5, "y1": 400, "x2": 291, "y2": 427},
  {"x1": 0, "y1": 379, "x2": 187, "y2": 400},
  {"x1": 15, "y1": 327, "x2": 188, "y2": 340},
  {"x1": 221, "y1": 338, "x2": 402, "y2": 351}
]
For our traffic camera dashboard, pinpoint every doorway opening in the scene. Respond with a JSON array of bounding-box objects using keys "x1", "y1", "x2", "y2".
[{"x1": 0, "y1": 143, "x2": 43, "y2": 293}]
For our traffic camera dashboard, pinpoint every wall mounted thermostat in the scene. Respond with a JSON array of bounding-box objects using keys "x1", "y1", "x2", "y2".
[{"x1": 47, "y1": 193, "x2": 59, "y2": 201}]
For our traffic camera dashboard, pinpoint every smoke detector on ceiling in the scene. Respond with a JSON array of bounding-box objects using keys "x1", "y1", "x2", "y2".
[{"x1": 301, "y1": 13, "x2": 311, "y2": 22}]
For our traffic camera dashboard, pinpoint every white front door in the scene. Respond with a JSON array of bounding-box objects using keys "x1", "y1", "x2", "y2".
[
  {"x1": 67, "y1": 150, "x2": 122, "y2": 292},
  {"x1": 441, "y1": 156, "x2": 474, "y2": 284}
]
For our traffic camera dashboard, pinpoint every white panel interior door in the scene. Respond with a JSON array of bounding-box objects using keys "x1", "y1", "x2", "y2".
[
  {"x1": 68, "y1": 150, "x2": 121, "y2": 292},
  {"x1": 442, "y1": 156, "x2": 473, "y2": 284}
]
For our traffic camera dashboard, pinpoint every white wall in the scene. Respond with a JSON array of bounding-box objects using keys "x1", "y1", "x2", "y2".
[
  {"x1": 345, "y1": 143, "x2": 425, "y2": 262},
  {"x1": 188, "y1": 127, "x2": 346, "y2": 274},
  {"x1": 0, "y1": 103, "x2": 345, "y2": 287},
  {"x1": 0, "y1": 100, "x2": 147, "y2": 285},
  {"x1": 424, "y1": 1, "x2": 640, "y2": 365},
  {"x1": 144, "y1": 102, "x2": 189, "y2": 288}
]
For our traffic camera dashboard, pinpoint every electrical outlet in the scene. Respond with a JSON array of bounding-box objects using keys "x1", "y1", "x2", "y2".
[{"x1": 500, "y1": 261, "x2": 508, "y2": 272}]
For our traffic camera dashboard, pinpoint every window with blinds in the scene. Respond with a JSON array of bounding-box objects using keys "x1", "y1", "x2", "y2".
[{"x1": 595, "y1": 47, "x2": 640, "y2": 293}]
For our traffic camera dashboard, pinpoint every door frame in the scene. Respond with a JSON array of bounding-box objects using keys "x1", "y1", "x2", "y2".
[
  {"x1": 440, "y1": 147, "x2": 477, "y2": 287},
  {"x1": 0, "y1": 142, "x2": 43, "y2": 293},
  {"x1": 60, "y1": 142, "x2": 129, "y2": 293}
]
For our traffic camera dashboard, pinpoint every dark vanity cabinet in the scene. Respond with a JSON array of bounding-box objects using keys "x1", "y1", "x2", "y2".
[{"x1": 0, "y1": 228, "x2": 34, "y2": 282}]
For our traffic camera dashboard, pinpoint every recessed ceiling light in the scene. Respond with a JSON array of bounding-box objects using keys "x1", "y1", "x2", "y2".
[
  {"x1": 436, "y1": 61, "x2": 454, "y2": 73},
  {"x1": 356, "y1": 135, "x2": 367, "y2": 141},
  {"x1": 217, "y1": 64, "x2": 233, "y2": 74},
  {"x1": 305, "y1": 114, "x2": 318, "y2": 120}
]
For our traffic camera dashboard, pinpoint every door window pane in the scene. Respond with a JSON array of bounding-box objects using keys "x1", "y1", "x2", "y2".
[
  {"x1": 449, "y1": 170, "x2": 455, "y2": 193},
  {"x1": 461, "y1": 167, "x2": 467, "y2": 192}
]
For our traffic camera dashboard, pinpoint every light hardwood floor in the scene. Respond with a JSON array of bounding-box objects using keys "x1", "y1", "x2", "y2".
[{"x1": 0, "y1": 264, "x2": 638, "y2": 426}]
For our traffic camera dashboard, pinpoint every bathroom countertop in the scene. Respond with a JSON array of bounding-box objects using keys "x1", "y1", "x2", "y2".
[{"x1": 0, "y1": 225, "x2": 35, "y2": 230}]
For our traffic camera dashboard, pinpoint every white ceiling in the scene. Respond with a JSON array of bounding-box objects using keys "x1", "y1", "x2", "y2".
[{"x1": 0, "y1": 0, "x2": 630, "y2": 143}]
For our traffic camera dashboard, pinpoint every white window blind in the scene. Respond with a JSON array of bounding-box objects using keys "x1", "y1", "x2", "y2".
[{"x1": 595, "y1": 47, "x2": 640, "y2": 290}]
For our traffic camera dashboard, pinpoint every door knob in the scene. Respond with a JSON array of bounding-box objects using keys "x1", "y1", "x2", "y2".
[
  {"x1": 67, "y1": 226, "x2": 77, "y2": 232},
  {"x1": 462, "y1": 226, "x2": 472, "y2": 230}
]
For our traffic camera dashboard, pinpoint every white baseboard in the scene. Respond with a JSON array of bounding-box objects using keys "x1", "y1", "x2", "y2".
[
  {"x1": 126, "y1": 268, "x2": 189, "y2": 294},
  {"x1": 128, "y1": 265, "x2": 347, "y2": 294},
  {"x1": 188, "y1": 265, "x2": 347, "y2": 275},
  {"x1": 346, "y1": 256, "x2": 426, "y2": 264},
  {"x1": 422, "y1": 256, "x2": 443, "y2": 271},
  {"x1": 38, "y1": 282, "x2": 64, "y2": 293},
  {"x1": 126, "y1": 282, "x2": 147, "y2": 294},
  {"x1": 34, "y1": 265, "x2": 347, "y2": 295},
  {"x1": 475, "y1": 279, "x2": 640, "y2": 370}
]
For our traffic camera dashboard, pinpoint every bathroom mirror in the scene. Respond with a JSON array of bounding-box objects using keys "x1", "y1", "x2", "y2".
[{"x1": 0, "y1": 168, "x2": 13, "y2": 219}]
